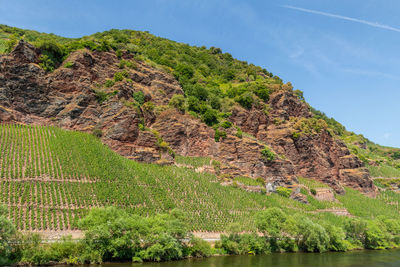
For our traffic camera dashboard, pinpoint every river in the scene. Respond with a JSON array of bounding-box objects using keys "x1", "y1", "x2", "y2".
[{"x1": 94, "y1": 249, "x2": 400, "y2": 267}]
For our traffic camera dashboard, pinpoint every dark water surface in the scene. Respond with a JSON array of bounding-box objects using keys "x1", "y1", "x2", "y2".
[{"x1": 97, "y1": 249, "x2": 400, "y2": 267}]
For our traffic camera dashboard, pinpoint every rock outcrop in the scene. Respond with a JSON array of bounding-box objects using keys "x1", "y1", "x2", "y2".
[{"x1": 0, "y1": 41, "x2": 376, "y2": 195}]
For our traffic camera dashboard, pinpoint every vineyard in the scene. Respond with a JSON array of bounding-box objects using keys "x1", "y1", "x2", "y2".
[{"x1": 1, "y1": 124, "x2": 400, "y2": 232}]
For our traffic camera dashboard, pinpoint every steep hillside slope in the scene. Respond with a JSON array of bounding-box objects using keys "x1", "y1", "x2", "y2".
[
  {"x1": 1, "y1": 124, "x2": 400, "y2": 233},
  {"x1": 0, "y1": 25, "x2": 376, "y2": 196}
]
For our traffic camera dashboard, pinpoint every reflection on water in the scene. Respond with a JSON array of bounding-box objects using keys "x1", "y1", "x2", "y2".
[{"x1": 95, "y1": 249, "x2": 400, "y2": 267}]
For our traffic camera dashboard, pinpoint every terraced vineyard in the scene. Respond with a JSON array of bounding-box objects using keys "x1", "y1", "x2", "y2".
[
  {"x1": 0, "y1": 124, "x2": 310, "y2": 231},
  {"x1": 1, "y1": 124, "x2": 400, "y2": 232}
]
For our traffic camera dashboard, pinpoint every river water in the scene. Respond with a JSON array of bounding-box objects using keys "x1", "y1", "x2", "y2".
[{"x1": 97, "y1": 249, "x2": 400, "y2": 267}]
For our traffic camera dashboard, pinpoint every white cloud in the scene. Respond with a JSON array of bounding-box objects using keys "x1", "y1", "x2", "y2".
[{"x1": 283, "y1": 5, "x2": 400, "y2": 33}]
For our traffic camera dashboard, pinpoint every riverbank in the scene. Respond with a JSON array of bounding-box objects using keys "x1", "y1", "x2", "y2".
[{"x1": 3, "y1": 206, "x2": 400, "y2": 266}]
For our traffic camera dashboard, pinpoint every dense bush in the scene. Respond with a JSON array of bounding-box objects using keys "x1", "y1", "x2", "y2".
[
  {"x1": 276, "y1": 186, "x2": 292, "y2": 198},
  {"x1": 0, "y1": 206, "x2": 16, "y2": 265},
  {"x1": 260, "y1": 146, "x2": 275, "y2": 161},
  {"x1": 202, "y1": 109, "x2": 219, "y2": 126},
  {"x1": 169, "y1": 94, "x2": 186, "y2": 112},
  {"x1": 189, "y1": 237, "x2": 212, "y2": 258},
  {"x1": 78, "y1": 207, "x2": 189, "y2": 263},
  {"x1": 236, "y1": 92, "x2": 254, "y2": 109},
  {"x1": 133, "y1": 91, "x2": 145, "y2": 105}
]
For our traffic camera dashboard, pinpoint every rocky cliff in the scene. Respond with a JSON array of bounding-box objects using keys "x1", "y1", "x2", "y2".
[{"x1": 0, "y1": 41, "x2": 376, "y2": 196}]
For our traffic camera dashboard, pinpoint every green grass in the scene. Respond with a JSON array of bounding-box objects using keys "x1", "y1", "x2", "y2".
[
  {"x1": 234, "y1": 176, "x2": 264, "y2": 187},
  {"x1": 0, "y1": 39, "x2": 6, "y2": 54},
  {"x1": 337, "y1": 188, "x2": 400, "y2": 219},
  {"x1": 174, "y1": 155, "x2": 211, "y2": 168},
  {"x1": 298, "y1": 177, "x2": 330, "y2": 189},
  {"x1": 367, "y1": 165, "x2": 400, "y2": 178}
]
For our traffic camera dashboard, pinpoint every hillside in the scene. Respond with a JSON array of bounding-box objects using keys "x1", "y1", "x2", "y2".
[
  {"x1": 2, "y1": 124, "x2": 400, "y2": 234},
  {"x1": 0, "y1": 25, "x2": 400, "y2": 233}
]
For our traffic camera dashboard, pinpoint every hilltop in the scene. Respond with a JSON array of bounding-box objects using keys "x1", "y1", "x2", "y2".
[{"x1": 0, "y1": 24, "x2": 400, "y2": 233}]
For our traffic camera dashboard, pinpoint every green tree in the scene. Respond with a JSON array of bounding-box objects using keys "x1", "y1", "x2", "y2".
[
  {"x1": 236, "y1": 92, "x2": 254, "y2": 109},
  {"x1": 296, "y1": 217, "x2": 329, "y2": 252},
  {"x1": 202, "y1": 109, "x2": 219, "y2": 126},
  {"x1": 0, "y1": 205, "x2": 16, "y2": 265}
]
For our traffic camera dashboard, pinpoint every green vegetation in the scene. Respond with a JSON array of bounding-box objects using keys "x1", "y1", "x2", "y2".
[
  {"x1": 298, "y1": 177, "x2": 330, "y2": 189},
  {"x1": 260, "y1": 146, "x2": 275, "y2": 161},
  {"x1": 291, "y1": 117, "x2": 328, "y2": 138},
  {"x1": 0, "y1": 205, "x2": 16, "y2": 265},
  {"x1": 175, "y1": 155, "x2": 211, "y2": 168},
  {"x1": 276, "y1": 187, "x2": 292, "y2": 198},
  {"x1": 1, "y1": 206, "x2": 215, "y2": 264},
  {"x1": 63, "y1": 61, "x2": 73, "y2": 68},
  {"x1": 2, "y1": 24, "x2": 400, "y2": 263},
  {"x1": 2, "y1": 124, "x2": 392, "y2": 233},
  {"x1": 0, "y1": 24, "x2": 288, "y2": 127},
  {"x1": 234, "y1": 176, "x2": 264, "y2": 187},
  {"x1": 2, "y1": 204, "x2": 400, "y2": 265}
]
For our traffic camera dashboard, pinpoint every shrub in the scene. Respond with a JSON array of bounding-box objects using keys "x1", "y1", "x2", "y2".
[
  {"x1": 133, "y1": 91, "x2": 145, "y2": 106},
  {"x1": 214, "y1": 129, "x2": 227, "y2": 142},
  {"x1": 310, "y1": 188, "x2": 317, "y2": 195},
  {"x1": 115, "y1": 49, "x2": 122, "y2": 58},
  {"x1": 260, "y1": 146, "x2": 275, "y2": 161},
  {"x1": 37, "y1": 39, "x2": 65, "y2": 68},
  {"x1": 256, "y1": 207, "x2": 287, "y2": 237},
  {"x1": 0, "y1": 206, "x2": 16, "y2": 265},
  {"x1": 114, "y1": 71, "x2": 129, "y2": 82},
  {"x1": 209, "y1": 95, "x2": 221, "y2": 110},
  {"x1": 364, "y1": 221, "x2": 390, "y2": 249},
  {"x1": 189, "y1": 237, "x2": 212, "y2": 258},
  {"x1": 236, "y1": 92, "x2": 254, "y2": 109},
  {"x1": 119, "y1": 59, "x2": 136, "y2": 69},
  {"x1": 254, "y1": 87, "x2": 270, "y2": 102},
  {"x1": 169, "y1": 94, "x2": 186, "y2": 113},
  {"x1": 292, "y1": 118, "x2": 328, "y2": 136},
  {"x1": 104, "y1": 79, "x2": 115, "y2": 88},
  {"x1": 292, "y1": 131, "x2": 301, "y2": 140},
  {"x1": 220, "y1": 121, "x2": 232, "y2": 129},
  {"x1": 235, "y1": 127, "x2": 243, "y2": 138},
  {"x1": 64, "y1": 61, "x2": 74, "y2": 68},
  {"x1": 174, "y1": 63, "x2": 194, "y2": 80},
  {"x1": 202, "y1": 109, "x2": 219, "y2": 126},
  {"x1": 324, "y1": 224, "x2": 349, "y2": 252},
  {"x1": 94, "y1": 90, "x2": 109, "y2": 104},
  {"x1": 276, "y1": 186, "x2": 292, "y2": 198},
  {"x1": 4, "y1": 34, "x2": 18, "y2": 53},
  {"x1": 296, "y1": 217, "x2": 329, "y2": 252},
  {"x1": 39, "y1": 54, "x2": 55, "y2": 72},
  {"x1": 187, "y1": 96, "x2": 201, "y2": 112},
  {"x1": 142, "y1": 101, "x2": 155, "y2": 113},
  {"x1": 392, "y1": 151, "x2": 400, "y2": 160},
  {"x1": 293, "y1": 89, "x2": 305, "y2": 101}
]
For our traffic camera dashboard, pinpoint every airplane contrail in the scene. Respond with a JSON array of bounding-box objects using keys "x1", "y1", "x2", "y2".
[{"x1": 283, "y1": 5, "x2": 400, "y2": 33}]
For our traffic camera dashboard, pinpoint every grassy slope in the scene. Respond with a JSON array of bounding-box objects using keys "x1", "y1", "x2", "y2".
[{"x1": 1, "y1": 124, "x2": 400, "y2": 232}]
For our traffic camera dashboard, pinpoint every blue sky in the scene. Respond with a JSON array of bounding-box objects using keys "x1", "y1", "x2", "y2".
[{"x1": 1, "y1": 0, "x2": 399, "y2": 147}]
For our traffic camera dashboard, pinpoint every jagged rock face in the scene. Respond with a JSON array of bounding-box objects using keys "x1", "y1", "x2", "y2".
[
  {"x1": 230, "y1": 91, "x2": 376, "y2": 195},
  {"x1": 0, "y1": 41, "x2": 376, "y2": 195},
  {"x1": 152, "y1": 109, "x2": 297, "y2": 185}
]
